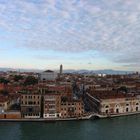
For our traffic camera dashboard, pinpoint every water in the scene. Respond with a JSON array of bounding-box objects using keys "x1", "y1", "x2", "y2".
[{"x1": 0, "y1": 115, "x2": 140, "y2": 140}]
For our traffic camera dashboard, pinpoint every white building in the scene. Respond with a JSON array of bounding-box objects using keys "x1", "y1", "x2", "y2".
[
  {"x1": 86, "y1": 90, "x2": 140, "y2": 116},
  {"x1": 40, "y1": 70, "x2": 58, "y2": 81}
]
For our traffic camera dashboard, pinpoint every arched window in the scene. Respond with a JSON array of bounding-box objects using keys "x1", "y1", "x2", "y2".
[
  {"x1": 105, "y1": 105, "x2": 109, "y2": 108},
  {"x1": 126, "y1": 104, "x2": 129, "y2": 106},
  {"x1": 126, "y1": 108, "x2": 129, "y2": 112},
  {"x1": 136, "y1": 103, "x2": 139, "y2": 106}
]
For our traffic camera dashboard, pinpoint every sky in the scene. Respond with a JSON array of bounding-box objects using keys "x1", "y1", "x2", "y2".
[{"x1": 0, "y1": 0, "x2": 140, "y2": 71}]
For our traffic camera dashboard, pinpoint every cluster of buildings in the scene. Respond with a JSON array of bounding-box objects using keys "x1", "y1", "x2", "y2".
[
  {"x1": 0, "y1": 65, "x2": 84, "y2": 120},
  {"x1": 20, "y1": 84, "x2": 84, "y2": 119},
  {"x1": 82, "y1": 73, "x2": 140, "y2": 117},
  {"x1": 0, "y1": 65, "x2": 140, "y2": 120},
  {"x1": 86, "y1": 90, "x2": 140, "y2": 117}
]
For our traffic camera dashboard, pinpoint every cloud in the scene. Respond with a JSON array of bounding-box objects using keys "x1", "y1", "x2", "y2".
[{"x1": 0, "y1": 0, "x2": 140, "y2": 69}]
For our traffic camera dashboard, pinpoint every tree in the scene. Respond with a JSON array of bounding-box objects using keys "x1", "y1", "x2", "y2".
[
  {"x1": 24, "y1": 76, "x2": 38, "y2": 86},
  {"x1": 0, "y1": 77, "x2": 9, "y2": 84},
  {"x1": 14, "y1": 75, "x2": 23, "y2": 82},
  {"x1": 118, "y1": 86, "x2": 128, "y2": 93}
]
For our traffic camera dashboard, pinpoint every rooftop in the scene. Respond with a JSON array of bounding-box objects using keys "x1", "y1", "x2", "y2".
[
  {"x1": 44, "y1": 70, "x2": 54, "y2": 73},
  {"x1": 87, "y1": 89, "x2": 139, "y2": 100}
]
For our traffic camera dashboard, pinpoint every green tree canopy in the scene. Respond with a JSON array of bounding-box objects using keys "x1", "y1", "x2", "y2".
[
  {"x1": 0, "y1": 77, "x2": 9, "y2": 84},
  {"x1": 24, "y1": 76, "x2": 38, "y2": 86},
  {"x1": 118, "y1": 86, "x2": 128, "y2": 93},
  {"x1": 14, "y1": 75, "x2": 24, "y2": 82}
]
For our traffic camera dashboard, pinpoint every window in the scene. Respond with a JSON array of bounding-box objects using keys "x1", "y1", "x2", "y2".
[
  {"x1": 126, "y1": 108, "x2": 129, "y2": 112},
  {"x1": 105, "y1": 110, "x2": 108, "y2": 114},
  {"x1": 28, "y1": 101, "x2": 32, "y2": 105},
  {"x1": 105, "y1": 105, "x2": 109, "y2": 108},
  {"x1": 28, "y1": 108, "x2": 33, "y2": 112},
  {"x1": 116, "y1": 108, "x2": 119, "y2": 113},
  {"x1": 136, "y1": 107, "x2": 139, "y2": 111}
]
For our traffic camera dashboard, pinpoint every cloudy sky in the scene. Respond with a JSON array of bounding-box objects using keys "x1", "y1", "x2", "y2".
[{"x1": 0, "y1": 0, "x2": 140, "y2": 71}]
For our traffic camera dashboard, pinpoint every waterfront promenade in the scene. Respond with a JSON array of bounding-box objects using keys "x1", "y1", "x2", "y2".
[{"x1": 1, "y1": 111, "x2": 140, "y2": 122}]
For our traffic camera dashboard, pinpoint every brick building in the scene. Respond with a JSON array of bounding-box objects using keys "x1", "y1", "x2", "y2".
[
  {"x1": 60, "y1": 99, "x2": 84, "y2": 118},
  {"x1": 21, "y1": 94, "x2": 41, "y2": 118}
]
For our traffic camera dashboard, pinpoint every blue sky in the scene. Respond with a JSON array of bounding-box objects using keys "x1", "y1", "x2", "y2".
[{"x1": 0, "y1": 0, "x2": 140, "y2": 70}]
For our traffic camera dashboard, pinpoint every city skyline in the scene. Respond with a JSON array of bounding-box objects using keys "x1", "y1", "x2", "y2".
[{"x1": 0, "y1": 0, "x2": 140, "y2": 71}]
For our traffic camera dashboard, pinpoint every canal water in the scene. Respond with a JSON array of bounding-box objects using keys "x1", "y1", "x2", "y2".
[{"x1": 0, "y1": 115, "x2": 140, "y2": 140}]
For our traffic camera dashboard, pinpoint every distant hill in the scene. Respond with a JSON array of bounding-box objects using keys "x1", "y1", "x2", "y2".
[
  {"x1": 0, "y1": 67, "x2": 135, "y2": 75},
  {"x1": 63, "y1": 69, "x2": 134, "y2": 75}
]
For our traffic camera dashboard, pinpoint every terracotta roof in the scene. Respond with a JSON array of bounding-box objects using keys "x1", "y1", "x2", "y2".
[
  {"x1": 0, "y1": 96, "x2": 9, "y2": 102},
  {"x1": 87, "y1": 90, "x2": 138, "y2": 100}
]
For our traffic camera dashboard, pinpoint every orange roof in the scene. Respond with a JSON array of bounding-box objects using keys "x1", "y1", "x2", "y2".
[{"x1": 87, "y1": 90, "x2": 138, "y2": 100}]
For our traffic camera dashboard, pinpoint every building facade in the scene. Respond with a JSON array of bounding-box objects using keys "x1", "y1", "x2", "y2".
[
  {"x1": 40, "y1": 70, "x2": 58, "y2": 81},
  {"x1": 21, "y1": 94, "x2": 41, "y2": 118},
  {"x1": 43, "y1": 94, "x2": 61, "y2": 118},
  {"x1": 60, "y1": 100, "x2": 84, "y2": 118},
  {"x1": 0, "y1": 96, "x2": 12, "y2": 113},
  {"x1": 100, "y1": 97, "x2": 140, "y2": 115},
  {"x1": 86, "y1": 89, "x2": 140, "y2": 116}
]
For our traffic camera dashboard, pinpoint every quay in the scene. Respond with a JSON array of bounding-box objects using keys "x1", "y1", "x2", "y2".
[
  {"x1": 1, "y1": 111, "x2": 140, "y2": 122},
  {"x1": 0, "y1": 117, "x2": 89, "y2": 122}
]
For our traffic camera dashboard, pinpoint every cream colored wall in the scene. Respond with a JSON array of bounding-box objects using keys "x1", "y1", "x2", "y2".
[{"x1": 100, "y1": 98, "x2": 140, "y2": 114}]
